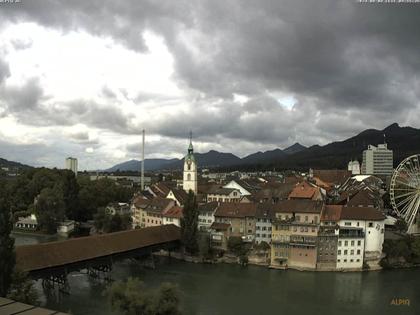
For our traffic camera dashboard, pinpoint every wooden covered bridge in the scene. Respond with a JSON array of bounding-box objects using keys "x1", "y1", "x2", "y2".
[{"x1": 15, "y1": 224, "x2": 181, "y2": 291}]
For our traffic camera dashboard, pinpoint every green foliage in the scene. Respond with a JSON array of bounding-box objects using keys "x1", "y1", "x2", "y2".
[
  {"x1": 106, "y1": 277, "x2": 181, "y2": 315},
  {"x1": 198, "y1": 233, "x2": 213, "y2": 260},
  {"x1": 4, "y1": 168, "x2": 134, "y2": 226},
  {"x1": 180, "y1": 191, "x2": 199, "y2": 255},
  {"x1": 411, "y1": 237, "x2": 420, "y2": 258},
  {"x1": 381, "y1": 236, "x2": 420, "y2": 267},
  {"x1": 94, "y1": 208, "x2": 132, "y2": 233},
  {"x1": 395, "y1": 218, "x2": 408, "y2": 233},
  {"x1": 254, "y1": 241, "x2": 271, "y2": 251},
  {"x1": 228, "y1": 236, "x2": 250, "y2": 265},
  {"x1": 227, "y1": 236, "x2": 244, "y2": 255},
  {"x1": 0, "y1": 181, "x2": 15, "y2": 296},
  {"x1": 6, "y1": 269, "x2": 39, "y2": 305},
  {"x1": 34, "y1": 185, "x2": 65, "y2": 234}
]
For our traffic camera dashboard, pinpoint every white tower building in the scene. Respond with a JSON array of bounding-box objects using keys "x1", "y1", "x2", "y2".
[
  {"x1": 361, "y1": 143, "x2": 393, "y2": 176},
  {"x1": 183, "y1": 133, "x2": 198, "y2": 194},
  {"x1": 348, "y1": 160, "x2": 361, "y2": 175},
  {"x1": 65, "y1": 157, "x2": 78, "y2": 177}
]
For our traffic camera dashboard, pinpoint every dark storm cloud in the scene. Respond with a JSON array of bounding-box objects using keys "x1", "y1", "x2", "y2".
[{"x1": 1, "y1": 0, "x2": 419, "y2": 161}]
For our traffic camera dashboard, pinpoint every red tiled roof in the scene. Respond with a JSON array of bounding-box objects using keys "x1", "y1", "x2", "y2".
[
  {"x1": 289, "y1": 181, "x2": 318, "y2": 199},
  {"x1": 214, "y1": 202, "x2": 258, "y2": 218},
  {"x1": 273, "y1": 199, "x2": 324, "y2": 214},
  {"x1": 340, "y1": 206, "x2": 386, "y2": 221},
  {"x1": 321, "y1": 205, "x2": 342, "y2": 222},
  {"x1": 163, "y1": 206, "x2": 183, "y2": 219},
  {"x1": 16, "y1": 225, "x2": 180, "y2": 272},
  {"x1": 169, "y1": 188, "x2": 188, "y2": 205},
  {"x1": 312, "y1": 169, "x2": 352, "y2": 186}
]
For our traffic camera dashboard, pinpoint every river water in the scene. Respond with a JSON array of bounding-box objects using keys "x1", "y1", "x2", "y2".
[{"x1": 12, "y1": 233, "x2": 420, "y2": 315}]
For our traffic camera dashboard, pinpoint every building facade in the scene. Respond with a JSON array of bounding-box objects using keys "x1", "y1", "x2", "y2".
[
  {"x1": 65, "y1": 157, "x2": 78, "y2": 176},
  {"x1": 207, "y1": 188, "x2": 241, "y2": 203},
  {"x1": 270, "y1": 200, "x2": 324, "y2": 270},
  {"x1": 362, "y1": 144, "x2": 393, "y2": 176}
]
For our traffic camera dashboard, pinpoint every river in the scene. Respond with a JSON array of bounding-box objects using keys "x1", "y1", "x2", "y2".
[{"x1": 12, "y1": 233, "x2": 420, "y2": 315}]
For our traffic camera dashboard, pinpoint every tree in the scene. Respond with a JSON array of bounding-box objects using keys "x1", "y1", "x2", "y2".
[
  {"x1": 395, "y1": 218, "x2": 408, "y2": 233},
  {"x1": 198, "y1": 233, "x2": 213, "y2": 260},
  {"x1": 106, "y1": 277, "x2": 181, "y2": 315},
  {"x1": 227, "y1": 236, "x2": 244, "y2": 256},
  {"x1": 0, "y1": 182, "x2": 15, "y2": 296},
  {"x1": 6, "y1": 270, "x2": 38, "y2": 305},
  {"x1": 34, "y1": 185, "x2": 65, "y2": 234},
  {"x1": 180, "y1": 191, "x2": 199, "y2": 255},
  {"x1": 411, "y1": 237, "x2": 420, "y2": 258},
  {"x1": 94, "y1": 209, "x2": 132, "y2": 233}
]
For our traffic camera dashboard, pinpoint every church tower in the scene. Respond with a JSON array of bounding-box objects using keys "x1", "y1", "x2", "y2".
[{"x1": 183, "y1": 132, "x2": 198, "y2": 194}]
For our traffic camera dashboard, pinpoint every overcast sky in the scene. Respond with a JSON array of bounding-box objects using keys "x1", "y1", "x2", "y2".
[{"x1": 0, "y1": 0, "x2": 419, "y2": 170}]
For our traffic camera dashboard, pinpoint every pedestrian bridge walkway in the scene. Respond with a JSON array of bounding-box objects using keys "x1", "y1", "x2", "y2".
[{"x1": 16, "y1": 224, "x2": 181, "y2": 276}]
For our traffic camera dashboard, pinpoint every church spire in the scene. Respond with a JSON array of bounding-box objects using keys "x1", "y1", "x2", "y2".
[{"x1": 188, "y1": 130, "x2": 193, "y2": 154}]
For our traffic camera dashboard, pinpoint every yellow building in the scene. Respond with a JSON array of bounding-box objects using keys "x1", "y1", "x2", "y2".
[{"x1": 270, "y1": 200, "x2": 324, "y2": 270}]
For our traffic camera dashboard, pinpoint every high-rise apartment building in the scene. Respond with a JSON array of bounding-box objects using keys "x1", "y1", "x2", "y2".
[
  {"x1": 361, "y1": 144, "x2": 393, "y2": 176},
  {"x1": 65, "y1": 157, "x2": 78, "y2": 177}
]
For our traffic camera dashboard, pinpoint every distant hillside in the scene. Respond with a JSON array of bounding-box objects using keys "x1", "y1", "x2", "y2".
[
  {"x1": 106, "y1": 158, "x2": 179, "y2": 172},
  {"x1": 0, "y1": 157, "x2": 31, "y2": 170},
  {"x1": 105, "y1": 123, "x2": 420, "y2": 172},
  {"x1": 241, "y1": 149, "x2": 286, "y2": 165},
  {"x1": 268, "y1": 123, "x2": 420, "y2": 170},
  {"x1": 283, "y1": 143, "x2": 307, "y2": 155}
]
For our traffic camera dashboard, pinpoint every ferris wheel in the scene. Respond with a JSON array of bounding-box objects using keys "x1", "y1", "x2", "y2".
[{"x1": 390, "y1": 154, "x2": 420, "y2": 233}]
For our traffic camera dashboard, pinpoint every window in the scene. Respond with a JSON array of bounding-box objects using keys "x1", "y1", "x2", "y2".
[
  {"x1": 187, "y1": 173, "x2": 191, "y2": 181},
  {"x1": 350, "y1": 259, "x2": 354, "y2": 262},
  {"x1": 338, "y1": 250, "x2": 341, "y2": 255},
  {"x1": 296, "y1": 215, "x2": 300, "y2": 222},
  {"x1": 338, "y1": 241, "x2": 342, "y2": 246},
  {"x1": 356, "y1": 259, "x2": 360, "y2": 262},
  {"x1": 357, "y1": 250, "x2": 360, "y2": 255},
  {"x1": 305, "y1": 216, "x2": 308, "y2": 222},
  {"x1": 345, "y1": 222, "x2": 351, "y2": 226},
  {"x1": 350, "y1": 250, "x2": 354, "y2": 255},
  {"x1": 368, "y1": 222, "x2": 373, "y2": 227},
  {"x1": 351, "y1": 241, "x2": 354, "y2": 246},
  {"x1": 344, "y1": 250, "x2": 348, "y2": 255},
  {"x1": 344, "y1": 259, "x2": 347, "y2": 262},
  {"x1": 256, "y1": 226, "x2": 260, "y2": 230},
  {"x1": 357, "y1": 240, "x2": 361, "y2": 246},
  {"x1": 337, "y1": 259, "x2": 341, "y2": 262},
  {"x1": 344, "y1": 241, "x2": 348, "y2": 246}
]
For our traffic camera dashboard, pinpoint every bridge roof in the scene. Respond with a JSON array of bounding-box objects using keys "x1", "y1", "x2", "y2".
[{"x1": 16, "y1": 224, "x2": 180, "y2": 273}]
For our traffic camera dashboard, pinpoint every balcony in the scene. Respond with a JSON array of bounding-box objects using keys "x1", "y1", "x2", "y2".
[
  {"x1": 339, "y1": 227, "x2": 365, "y2": 238},
  {"x1": 289, "y1": 235, "x2": 317, "y2": 246}
]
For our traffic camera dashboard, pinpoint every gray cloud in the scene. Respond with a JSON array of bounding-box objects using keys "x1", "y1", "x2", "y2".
[
  {"x1": 0, "y1": 58, "x2": 10, "y2": 84},
  {"x1": 0, "y1": 0, "x2": 420, "y2": 167}
]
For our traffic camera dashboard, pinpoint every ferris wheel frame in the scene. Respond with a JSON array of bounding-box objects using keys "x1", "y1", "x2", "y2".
[{"x1": 389, "y1": 154, "x2": 420, "y2": 233}]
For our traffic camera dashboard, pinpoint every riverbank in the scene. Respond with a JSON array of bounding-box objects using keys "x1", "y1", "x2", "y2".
[{"x1": 154, "y1": 250, "x2": 386, "y2": 272}]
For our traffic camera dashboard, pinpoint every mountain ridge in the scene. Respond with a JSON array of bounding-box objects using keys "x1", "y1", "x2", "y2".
[{"x1": 104, "y1": 123, "x2": 420, "y2": 172}]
